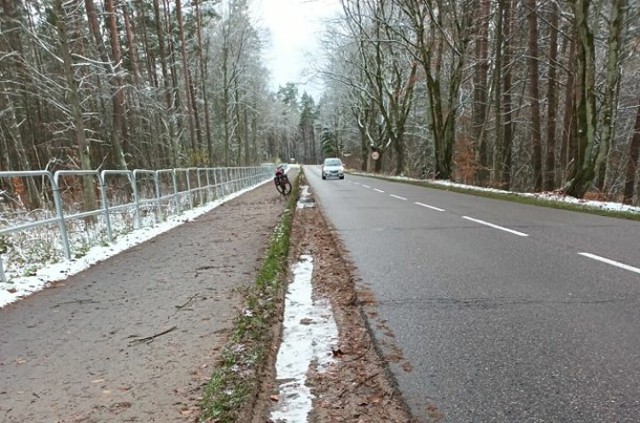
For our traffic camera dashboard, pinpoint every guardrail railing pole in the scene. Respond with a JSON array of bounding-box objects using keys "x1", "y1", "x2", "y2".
[
  {"x1": 132, "y1": 170, "x2": 142, "y2": 230},
  {"x1": 97, "y1": 172, "x2": 113, "y2": 242},
  {"x1": 50, "y1": 177, "x2": 72, "y2": 260},
  {"x1": 0, "y1": 255, "x2": 6, "y2": 283},
  {"x1": 153, "y1": 171, "x2": 162, "y2": 223},
  {"x1": 172, "y1": 170, "x2": 180, "y2": 213}
]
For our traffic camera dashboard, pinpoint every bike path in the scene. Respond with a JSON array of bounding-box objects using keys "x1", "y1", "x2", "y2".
[{"x1": 0, "y1": 178, "x2": 291, "y2": 422}]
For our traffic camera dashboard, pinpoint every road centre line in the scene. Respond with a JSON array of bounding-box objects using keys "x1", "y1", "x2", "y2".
[
  {"x1": 390, "y1": 194, "x2": 407, "y2": 201},
  {"x1": 578, "y1": 252, "x2": 640, "y2": 275},
  {"x1": 414, "y1": 202, "x2": 445, "y2": 212},
  {"x1": 374, "y1": 188, "x2": 385, "y2": 193},
  {"x1": 462, "y1": 216, "x2": 529, "y2": 237},
  {"x1": 362, "y1": 184, "x2": 371, "y2": 189}
]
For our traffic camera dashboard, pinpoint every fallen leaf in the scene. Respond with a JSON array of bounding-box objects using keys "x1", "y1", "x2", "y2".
[{"x1": 270, "y1": 394, "x2": 279, "y2": 402}]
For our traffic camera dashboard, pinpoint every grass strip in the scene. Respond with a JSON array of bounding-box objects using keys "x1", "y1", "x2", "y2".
[
  {"x1": 199, "y1": 174, "x2": 300, "y2": 422},
  {"x1": 361, "y1": 174, "x2": 640, "y2": 221}
]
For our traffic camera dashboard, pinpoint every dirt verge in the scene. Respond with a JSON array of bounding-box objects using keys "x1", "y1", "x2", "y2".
[{"x1": 253, "y1": 174, "x2": 417, "y2": 422}]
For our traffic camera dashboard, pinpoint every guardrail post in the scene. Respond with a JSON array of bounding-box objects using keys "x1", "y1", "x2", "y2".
[
  {"x1": 0, "y1": 255, "x2": 6, "y2": 283},
  {"x1": 97, "y1": 172, "x2": 113, "y2": 242},
  {"x1": 196, "y1": 168, "x2": 204, "y2": 206},
  {"x1": 214, "y1": 168, "x2": 220, "y2": 199},
  {"x1": 132, "y1": 170, "x2": 142, "y2": 230},
  {"x1": 186, "y1": 168, "x2": 193, "y2": 209},
  {"x1": 51, "y1": 174, "x2": 72, "y2": 260},
  {"x1": 153, "y1": 171, "x2": 162, "y2": 223},
  {"x1": 172, "y1": 170, "x2": 180, "y2": 213},
  {"x1": 205, "y1": 169, "x2": 212, "y2": 202}
]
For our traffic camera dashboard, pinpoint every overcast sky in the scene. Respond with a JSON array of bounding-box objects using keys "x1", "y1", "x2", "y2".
[{"x1": 251, "y1": 0, "x2": 341, "y2": 99}]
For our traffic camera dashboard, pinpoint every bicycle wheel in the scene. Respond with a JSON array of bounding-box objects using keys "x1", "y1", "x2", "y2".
[
  {"x1": 276, "y1": 181, "x2": 287, "y2": 195},
  {"x1": 281, "y1": 180, "x2": 292, "y2": 195}
]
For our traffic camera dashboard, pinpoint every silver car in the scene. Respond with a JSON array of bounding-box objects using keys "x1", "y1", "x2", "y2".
[{"x1": 322, "y1": 158, "x2": 345, "y2": 180}]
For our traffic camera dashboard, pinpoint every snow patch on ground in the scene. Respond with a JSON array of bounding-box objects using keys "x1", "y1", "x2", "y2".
[
  {"x1": 371, "y1": 173, "x2": 640, "y2": 215},
  {"x1": 270, "y1": 254, "x2": 338, "y2": 422}
]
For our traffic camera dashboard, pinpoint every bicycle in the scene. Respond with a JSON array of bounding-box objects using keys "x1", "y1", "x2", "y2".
[{"x1": 274, "y1": 168, "x2": 292, "y2": 195}]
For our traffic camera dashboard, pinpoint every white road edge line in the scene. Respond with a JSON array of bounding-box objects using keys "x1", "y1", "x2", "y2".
[
  {"x1": 578, "y1": 252, "x2": 640, "y2": 275},
  {"x1": 374, "y1": 188, "x2": 385, "y2": 193},
  {"x1": 362, "y1": 185, "x2": 371, "y2": 189},
  {"x1": 390, "y1": 194, "x2": 407, "y2": 201},
  {"x1": 414, "y1": 202, "x2": 445, "y2": 212},
  {"x1": 462, "y1": 216, "x2": 529, "y2": 237}
]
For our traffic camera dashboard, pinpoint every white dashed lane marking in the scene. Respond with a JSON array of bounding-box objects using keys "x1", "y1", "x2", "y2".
[
  {"x1": 414, "y1": 202, "x2": 445, "y2": 212},
  {"x1": 390, "y1": 194, "x2": 407, "y2": 201},
  {"x1": 578, "y1": 253, "x2": 640, "y2": 275},
  {"x1": 462, "y1": 216, "x2": 529, "y2": 237}
]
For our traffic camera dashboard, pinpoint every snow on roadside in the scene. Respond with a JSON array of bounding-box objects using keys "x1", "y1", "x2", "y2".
[
  {"x1": 269, "y1": 254, "x2": 339, "y2": 422},
  {"x1": 376, "y1": 173, "x2": 640, "y2": 215}
]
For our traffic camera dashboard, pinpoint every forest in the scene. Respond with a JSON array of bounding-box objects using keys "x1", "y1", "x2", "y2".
[{"x1": 1, "y1": 0, "x2": 639, "y2": 207}]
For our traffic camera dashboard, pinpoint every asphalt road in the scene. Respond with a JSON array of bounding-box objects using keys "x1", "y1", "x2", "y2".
[{"x1": 304, "y1": 166, "x2": 640, "y2": 422}]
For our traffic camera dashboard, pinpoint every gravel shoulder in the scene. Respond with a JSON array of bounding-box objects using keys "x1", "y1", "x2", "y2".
[{"x1": 0, "y1": 180, "x2": 289, "y2": 423}]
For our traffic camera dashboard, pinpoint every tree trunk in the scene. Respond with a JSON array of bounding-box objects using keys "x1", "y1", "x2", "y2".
[
  {"x1": 473, "y1": 0, "x2": 490, "y2": 186},
  {"x1": 153, "y1": 0, "x2": 178, "y2": 167},
  {"x1": 104, "y1": 0, "x2": 129, "y2": 170},
  {"x1": 164, "y1": 0, "x2": 185, "y2": 165},
  {"x1": 594, "y1": 0, "x2": 625, "y2": 193},
  {"x1": 561, "y1": 34, "x2": 576, "y2": 183},
  {"x1": 222, "y1": 45, "x2": 231, "y2": 166},
  {"x1": 501, "y1": 0, "x2": 514, "y2": 189},
  {"x1": 121, "y1": 3, "x2": 142, "y2": 86},
  {"x1": 493, "y1": 0, "x2": 505, "y2": 185},
  {"x1": 527, "y1": 0, "x2": 542, "y2": 191},
  {"x1": 194, "y1": 0, "x2": 214, "y2": 164},
  {"x1": 543, "y1": 1, "x2": 559, "y2": 191},
  {"x1": 622, "y1": 98, "x2": 640, "y2": 205},
  {"x1": 564, "y1": 0, "x2": 598, "y2": 198},
  {"x1": 53, "y1": 0, "x2": 97, "y2": 211},
  {"x1": 175, "y1": 0, "x2": 197, "y2": 155}
]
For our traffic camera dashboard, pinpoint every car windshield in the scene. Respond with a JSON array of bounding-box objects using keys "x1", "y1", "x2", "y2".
[{"x1": 324, "y1": 159, "x2": 342, "y2": 166}]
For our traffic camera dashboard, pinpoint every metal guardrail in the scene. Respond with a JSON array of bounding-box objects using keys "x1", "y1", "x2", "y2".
[{"x1": 0, "y1": 165, "x2": 275, "y2": 283}]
